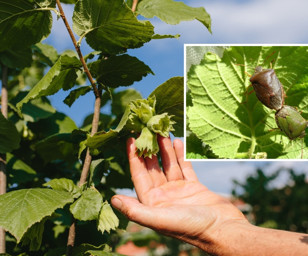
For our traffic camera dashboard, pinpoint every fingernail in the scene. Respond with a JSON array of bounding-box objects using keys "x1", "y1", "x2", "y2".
[{"x1": 111, "y1": 197, "x2": 122, "y2": 210}]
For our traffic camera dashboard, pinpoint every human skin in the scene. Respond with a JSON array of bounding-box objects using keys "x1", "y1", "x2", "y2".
[{"x1": 111, "y1": 136, "x2": 308, "y2": 256}]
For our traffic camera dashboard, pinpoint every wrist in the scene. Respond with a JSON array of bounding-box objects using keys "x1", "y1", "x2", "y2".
[{"x1": 203, "y1": 220, "x2": 308, "y2": 256}]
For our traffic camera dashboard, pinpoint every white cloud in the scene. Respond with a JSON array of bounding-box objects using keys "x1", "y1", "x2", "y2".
[{"x1": 151, "y1": 0, "x2": 308, "y2": 44}]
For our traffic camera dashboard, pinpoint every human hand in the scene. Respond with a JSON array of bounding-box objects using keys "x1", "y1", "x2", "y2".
[{"x1": 111, "y1": 136, "x2": 247, "y2": 252}]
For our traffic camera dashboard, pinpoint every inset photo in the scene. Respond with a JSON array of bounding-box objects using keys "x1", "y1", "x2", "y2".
[{"x1": 185, "y1": 45, "x2": 308, "y2": 160}]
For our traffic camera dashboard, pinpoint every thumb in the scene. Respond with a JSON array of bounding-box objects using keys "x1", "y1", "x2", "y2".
[{"x1": 111, "y1": 195, "x2": 158, "y2": 228}]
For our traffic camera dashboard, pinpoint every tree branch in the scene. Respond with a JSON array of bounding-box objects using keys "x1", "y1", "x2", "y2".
[
  {"x1": 55, "y1": 1, "x2": 102, "y2": 254},
  {"x1": 55, "y1": 0, "x2": 100, "y2": 99},
  {"x1": 0, "y1": 65, "x2": 8, "y2": 253},
  {"x1": 132, "y1": 0, "x2": 139, "y2": 12}
]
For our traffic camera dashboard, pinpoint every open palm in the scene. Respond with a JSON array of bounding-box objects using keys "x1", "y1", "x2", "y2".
[{"x1": 112, "y1": 136, "x2": 247, "y2": 247}]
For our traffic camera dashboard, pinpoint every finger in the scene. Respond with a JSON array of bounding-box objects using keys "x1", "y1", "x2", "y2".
[
  {"x1": 127, "y1": 138, "x2": 154, "y2": 200},
  {"x1": 173, "y1": 139, "x2": 198, "y2": 181},
  {"x1": 158, "y1": 136, "x2": 183, "y2": 181},
  {"x1": 144, "y1": 155, "x2": 167, "y2": 187},
  {"x1": 111, "y1": 195, "x2": 165, "y2": 231}
]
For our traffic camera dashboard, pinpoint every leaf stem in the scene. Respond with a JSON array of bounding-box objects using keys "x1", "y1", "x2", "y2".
[
  {"x1": 55, "y1": 1, "x2": 102, "y2": 254},
  {"x1": 0, "y1": 64, "x2": 8, "y2": 253}
]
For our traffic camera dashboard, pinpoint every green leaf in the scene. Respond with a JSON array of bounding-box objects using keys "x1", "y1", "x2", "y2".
[
  {"x1": 0, "y1": 112, "x2": 21, "y2": 153},
  {"x1": 97, "y1": 202, "x2": 119, "y2": 234},
  {"x1": 44, "y1": 178, "x2": 81, "y2": 198},
  {"x1": 152, "y1": 34, "x2": 180, "y2": 39},
  {"x1": 86, "y1": 107, "x2": 131, "y2": 149},
  {"x1": 0, "y1": 0, "x2": 53, "y2": 51},
  {"x1": 72, "y1": 0, "x2": 154, "y2": 54},
  {"x1": 72, "y1": 244, "x2": 118, "y2": 256},
  {"x1": 70, "y1": 187, "x2": 102, "y2": 221},
  {"x1": 7, "y1": 154, "x2": 37, "y2": 186},
  {"x1": 0, "y1": 188, "x2": 74, "y2": 242},
  {"x1": 111, "y1": 89, "x2": 142, "y2": 116},
  {"x1": 63, "y1": 86, "x2": 92, "y2": 107},
  {"x1": 28, "y1": 112, "x2": 78, "y2": 138},
  {"x1": 186, "y1": 132, "x2": 206, "y2": 159},
  {"x1": 16, "y1": 53, "x2": 82, "y2": 111},
  {"x1": 150, "y1": 77, "x2": 184, "y2": 137},
  {"x1": 60, "y1": 0, "x2": 76, "y2": 4},
  {"x1": 34, "y1": 131, "x2": 86, "y2": 163},
  {"x1": 187, "y1": 46, "x2": 308, "y2": 159},
  {"x1": 19, "y1": 97, "x2": 57, "y2": 122},
  {"x1": 33, "y1": 42, "x2": 59, "y2": 66},
  {"x1": 20, "y1": 217, "x2": 48, "y2": 251},
  {"x1": 285, "y1": 82, "x2": 308, "y2": 115},
  {"x1": 89, "y1": 54, "x2": 154, "y2": 88},
  {"x1": 0, "y1": 47, "x2": 32, "y2": 69},
  {"x1": 137, "y1": 0, "x2": 211, "y2": 32}
]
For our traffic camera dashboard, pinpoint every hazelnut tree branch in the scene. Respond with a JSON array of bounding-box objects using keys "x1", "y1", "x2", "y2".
[
  {"x1": 0, "y1": 65, "x2": 8, "y2": 253},
  {"x1": 55, "y1": 1, "x2": 102, "y2": 254}
]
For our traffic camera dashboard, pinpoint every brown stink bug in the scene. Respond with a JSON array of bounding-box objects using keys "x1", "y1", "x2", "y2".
[{"x1": 249, "y1": 66, "x2": 285, "y2": 110}]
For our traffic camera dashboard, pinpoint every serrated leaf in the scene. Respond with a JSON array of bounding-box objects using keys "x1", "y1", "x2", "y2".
[
  {"x1": 0, "y1": 112, "x2": 21, "y2": 153},
  {"x1": 63, "y1": 86, "x2": 92, "y2": 107},
  {"x1": 187, "y1": 46, "x2": 308, "y2": 159},
  {"x1": 16, "y1": 54, "x2": 82, "y2": 111},
  {"x1": 89, "y1": 54, "x2": 154, "y2": 88},
  {"x1": 0, "y1": 0, "x2": 53, "y2": 51},
  {"x1": 97, "y1": 202, "x2": 119, "y2": 234},
  {"x1": 20, "y1": 217, "x2": 48, "y2": 251},
  {"x1": 72, "y1": 243, "x2": 115, "y2": 256},
  {"x1": 0, "y1": 188, "x2": 74, "y2": 242},
  {"x1": 44, "y1": 178, "x2": 81, "y2": 198},
  {"x1": 152, "y1": 34, "x2": 180, "y2": 39},
  {"x1": 72, "y1": 0, "x2": 154, "y2": 54},
  {"x1": 137, "y1": 0, "x2": 211, "y2": 32},
  {"x1": 70, "y1": 188, "x2": 102, "y2": 221},
  {"x1": 150, "y1": 77, "x2": 184, "y2": 137}
]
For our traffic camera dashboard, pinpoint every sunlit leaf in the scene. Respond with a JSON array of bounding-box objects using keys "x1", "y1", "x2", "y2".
[
  {"x1": 16, "y1": 53, "x2": 82, "y2": 111},
  {"x1": 70, "y1": 187, "x2": 102, "y2": 221},
  {"x1": 44, "y1": 178, "x2": 81, "y2": 198},
  {"x1": 72, "y1": 0, "x2": 154, "y2": 54},
  {"x1": 0, "y1": 188, "x2": 74, "y2": 241},
  {"x1": 97, "y1": 202, "x2": 119, "y2": 234},
  {"x1": 137, "y1": 0, "x2": 211, "y2": 32}
]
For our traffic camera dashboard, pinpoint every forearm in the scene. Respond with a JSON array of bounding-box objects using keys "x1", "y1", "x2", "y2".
[{"x1": 201, "y1": 221, "x2": 308, "y2": 256}]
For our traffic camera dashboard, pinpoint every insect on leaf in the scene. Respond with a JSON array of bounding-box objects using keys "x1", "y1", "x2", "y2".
[{"x1": 187, "y1": 46, "x2": 308, "y2": 159}]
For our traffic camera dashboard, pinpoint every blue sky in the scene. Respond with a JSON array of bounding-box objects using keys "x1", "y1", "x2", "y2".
[{"x1": 18, "y1": 0, "x2": 308, "y2": 193}]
